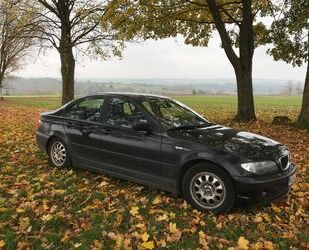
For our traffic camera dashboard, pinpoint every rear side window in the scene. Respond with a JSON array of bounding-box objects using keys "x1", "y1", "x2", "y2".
[{"x1": 65, "y1": 98, "x2": 105, "y2": 122}]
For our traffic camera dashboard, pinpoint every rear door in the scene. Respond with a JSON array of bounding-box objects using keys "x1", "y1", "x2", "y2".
[{"x1": 63, "y1": 96, "x2": 107, "y2": 163}]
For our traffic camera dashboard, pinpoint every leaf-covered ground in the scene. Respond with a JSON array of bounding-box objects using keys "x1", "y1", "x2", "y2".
[{"x1": 0, "y1": 99, "x2": 308, "y2": 249}]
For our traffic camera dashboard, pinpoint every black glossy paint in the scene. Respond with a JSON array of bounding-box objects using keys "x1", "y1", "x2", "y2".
[{"x1": 36, "y1": 93, "x2": 296, "y2": 203}]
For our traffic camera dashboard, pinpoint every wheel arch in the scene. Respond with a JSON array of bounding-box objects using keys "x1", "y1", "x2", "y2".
[
  {"x1": 46, "y1": 132, "x2": 67, "y2": 152},
  {"x1": 177, "y1": 159, "x2": 234, "y2": 194}
]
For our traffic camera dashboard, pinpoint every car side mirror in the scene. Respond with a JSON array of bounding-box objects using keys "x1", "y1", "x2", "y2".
[{"x1": 132, "y1": 121, "x2": 152, "y2": 134}]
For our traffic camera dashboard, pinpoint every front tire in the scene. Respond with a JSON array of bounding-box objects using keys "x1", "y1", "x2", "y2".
[
  {"x1": 48, "y1": 138, "x2": 71, "y2": 168},
  {"x1": 182, "y1": 163, "x2": 236, "y2": 213}
]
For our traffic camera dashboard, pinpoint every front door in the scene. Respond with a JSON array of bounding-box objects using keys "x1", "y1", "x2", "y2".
[{"x1": 97, "y1": 96, "x2": 162, "y2": 178}]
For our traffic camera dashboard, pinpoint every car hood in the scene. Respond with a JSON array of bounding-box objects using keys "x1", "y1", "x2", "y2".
[{"x1": 167, "y1": 125, "x2": 287, "y2": 161}]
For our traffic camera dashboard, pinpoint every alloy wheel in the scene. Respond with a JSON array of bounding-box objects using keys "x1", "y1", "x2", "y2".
[
  {"x1": 50, "y1": 141, "x2": 66, "y2": 167},
  {"x1": 189, "y1": 172, "x2": 226, "y2": 209}
]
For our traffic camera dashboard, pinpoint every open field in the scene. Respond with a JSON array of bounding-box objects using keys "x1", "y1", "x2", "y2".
[
  {"x1": 4, "y1": 95, "x2": 302, "y2": 109},
  {"x1": 0, "y1": 97, "x2": 308, "y2": 249}
]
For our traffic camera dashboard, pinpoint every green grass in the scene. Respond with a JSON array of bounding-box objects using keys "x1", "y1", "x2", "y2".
[
  {"x1": 174, "y1": 95, "x2": 301, "y2": 107},
  {"x1": 5, "y1": 96, "x2": 61, "y2": 109},
  {"x1": 3, "y1": 95, "x2": 302, "y2": 110}
]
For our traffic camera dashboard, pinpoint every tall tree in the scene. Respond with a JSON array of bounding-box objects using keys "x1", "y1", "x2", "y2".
[
  {"x1": 0, "y1": 0, "x2": 36, "y2": 98},
  {"x1": 268, "y1": 0, "x2": 309, "y2": 129},
  {"x1": 32, "y1": 0, "x2": 126, "y2": 104},
  {"x1": 131, "y1": 0, "x2": 270, "y2": 121}
]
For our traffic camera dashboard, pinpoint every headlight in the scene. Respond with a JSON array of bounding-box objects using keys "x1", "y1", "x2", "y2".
[{"x1": 241, "y1": 161, "x2": 278, "y2": 175}]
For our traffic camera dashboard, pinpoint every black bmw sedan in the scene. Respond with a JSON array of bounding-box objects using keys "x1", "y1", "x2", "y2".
[{"x1": 36, "y1": 93, "x2": 296, "y2": 213}]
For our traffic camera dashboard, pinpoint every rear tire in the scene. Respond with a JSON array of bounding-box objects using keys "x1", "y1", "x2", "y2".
[
  {"x1": 182, "y1": 163, "x2": 235, "y2": 213},
  {"x1": 47, "y1": 138, "x2": 71, "y2": 168}
]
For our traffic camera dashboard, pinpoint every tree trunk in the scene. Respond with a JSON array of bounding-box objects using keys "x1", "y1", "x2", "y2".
[
  {"x1": 60, "y1": 47, "x2": 75, "y2": 105},
  {"x1": 297, "y1": 59, "x2": 309, "y2": 129},
  {"x1": 234, "y1": 0, "x2": 256, "y2": 121},
  {"x1": 234, "y1": 64, "x2": 256, "y2": 121},
  {"x1": 0, "y1": 75, "x2": 4, "y2": 101},
  {"x1": 58, "y1": 1, "x2": 75, "y2": 105}
]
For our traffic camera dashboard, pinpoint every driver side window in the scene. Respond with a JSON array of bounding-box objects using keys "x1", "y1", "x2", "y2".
[{"x1": 104, "y1": 97, "x2": 148, "y2": 129}]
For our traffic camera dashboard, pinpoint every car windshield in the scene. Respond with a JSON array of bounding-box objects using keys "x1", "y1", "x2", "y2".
[{"x1": 139, "y1": 98, "x2": 211, "y2": 130}]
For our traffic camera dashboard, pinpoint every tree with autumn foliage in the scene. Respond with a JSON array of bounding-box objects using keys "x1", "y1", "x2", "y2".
[
  {"x1": 0, "y1": 0, "x2": 37, "y2": 99},
  {"x1": 30, "y1": 0, "x2": 132, "y2": 105},
  {"x1": 126, "y1": 0, "x2": 271, "y2": 121},
  {"x1": 268, "y1": 0, "x2": 309, "y2": 129}
]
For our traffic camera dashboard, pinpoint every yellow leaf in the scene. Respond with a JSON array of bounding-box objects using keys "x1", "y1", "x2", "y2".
[
  {"x1": 271, "y1": 204, "x2": 281, "y2": 213},
  {"x1": 135, "y1": 223, "x2": 146, "y2": 229},
  {"x1": 156, "y1": 213, "x2": 168, "y2": 222},
  {"x1": 281, "y1": 232, "x2": 294, "y2": 239},
  {"x1": 61, "y1": 232, "x2": 70, "y2": 242},
  {"x1": 98, "y1": 181, "x2": 109, "y2": 187},
  {"x1": 295, "y1": 191, "x2": 304, "y2": 197},
  {"x1": 16, "y1": 208, "x2": 25, "y2": 213},
  {"x1": 141, "y1": 241, "x2": 154, "y2": 249},
  {"x1": 169, "y1": 222, "x2": 177, "y2": 233},
  {"x1": 198, "y1": 230, "x2": 208, "y2": 248},
  {"x1": 74, "y1": 243, "x2": 82, "y2": 248},
  {"x1": 19, "y1": 217, "x2": 30, "y2": 230},
  {"x1": 252, "y1": 241, "x2": 263, "y2": 250},
  {"x1": 141, "y1": 232, "x2": 149, "y2": 242},
  {"x1": 254, "y1": 214, "x2": 263, "y2": 223},
  {"x1": 130, "y1": 206, "x2": 139, "y2": 216},
  {"x1": 264, "y1": 241, "x2": 274, "y2": 250},
  {"x1": 42, "y1": 203, "x2": 49, "y2": 211},
  {"x1": 115, "y1": 234, "x2": 124, "y2": 247},
  {"x1": 169, "y1": 212, "x2": 176, "y2": 219},
  {"x1": 41, "y1": 214, "x2": 53, "y2": 222},
  {"x1": 216, "y1": 222, "x2": 223, "y2": 229},
  {"x1": 53, "y1": 189, "x2": 65, "y2": 195},
  {"x1": 262, "y1": 213, "x2": 271, "y2": 223},
  {"x1": 198, "y1": 230, "x2": 206, "y2": 239},
  {"x1": 124, "y1": 238, "x2": 131, "y2": 249},
  {"x1": 0, "y1": 240, "x2": 5, "y2": 248},
  {"x1": 152, "y1": 196, "x2": 162, "y2": 205},
  {"x1": 238, "y1": 236, "x2": 249, "y2": 250}
]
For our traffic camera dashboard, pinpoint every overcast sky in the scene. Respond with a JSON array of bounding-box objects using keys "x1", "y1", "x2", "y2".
[{"x1": 19, "y1": 35, "x2": 306, "y2": 81}]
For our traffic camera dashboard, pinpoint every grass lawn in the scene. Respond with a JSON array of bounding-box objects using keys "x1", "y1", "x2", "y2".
[
  {"x1": 0, "y1": 96, "x2": 308, "y2": 249},
  {"x1": 4, "y1": 95, "x2": 302, "y2": 109}
]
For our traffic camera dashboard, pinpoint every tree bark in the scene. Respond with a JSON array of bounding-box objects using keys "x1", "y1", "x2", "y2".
[
  {"x1": 234, "y1": 64, "x2": 255, "y2": 121},
  {"x1": 0, "y1": 75, "x2": 4, "y2": 100},
  {"x1": 297, "y1": 59, "x2": 309, "y2": 129},
  {"x1": 60, "y1": 47, "x2": 75, "y2": 105}
]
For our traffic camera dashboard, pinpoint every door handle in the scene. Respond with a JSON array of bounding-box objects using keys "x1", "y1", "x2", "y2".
[
  {"x1": 65, "y1": 121, "x2": 83, "y2": 130},
  {"x1": 65, "y1": 121, "x2": 73, "y2": 128},
  {"x1": 82, "y1": 125, "x2": 99, "y2": 135},
  {"x1": 100, "y1": 128, "x2": 112, "y2": 135}
]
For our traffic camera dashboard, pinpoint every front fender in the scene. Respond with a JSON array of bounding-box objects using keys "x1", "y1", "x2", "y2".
[{"x1": 181, "y1": 149, "x2": 241, "y2": 176}]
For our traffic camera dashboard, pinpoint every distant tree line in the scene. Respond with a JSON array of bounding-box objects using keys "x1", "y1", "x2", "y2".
[{"x1": 0, "y1": 0, "x2": 308, "y2": 128}]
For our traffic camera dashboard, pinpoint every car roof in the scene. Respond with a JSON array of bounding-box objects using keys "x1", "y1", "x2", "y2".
[{"x1": 82, "y1": 92, "x2": 171, "y2": 100}]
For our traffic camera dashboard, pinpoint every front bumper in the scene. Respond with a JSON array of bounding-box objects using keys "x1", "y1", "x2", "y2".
[{"x1": 233, "y1": 163, "x2": 296, "y2": 204}]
